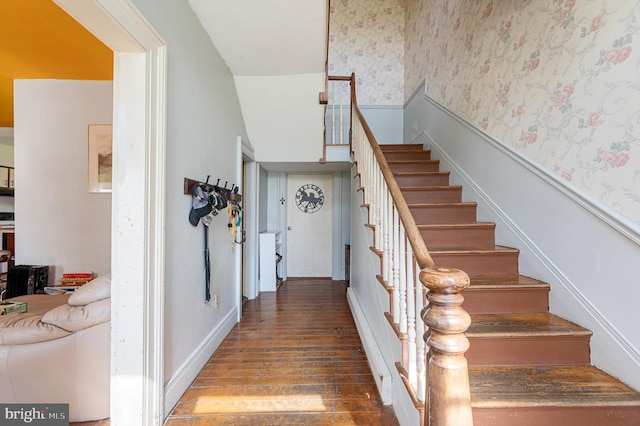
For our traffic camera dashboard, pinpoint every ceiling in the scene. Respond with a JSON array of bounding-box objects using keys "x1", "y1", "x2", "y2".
[
  {"x1": 0, "y1": 0, "x2": 113, "y2": 128},
  {"x1": 188, "y1": 0, "x2": 327, "y2": 76},
  {"x1": 0, "y1": 0, "x2": 327, "y2": 128}
]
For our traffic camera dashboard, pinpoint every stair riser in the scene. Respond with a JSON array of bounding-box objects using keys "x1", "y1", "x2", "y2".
[
  {"x1": 388, "y1": 161, "x2": 440, "y2": 173},
  {"x1": 402, "y1": 188, "x2": 462, "y2": 204},
  {"x1": 395, "y1": 174, "x2": 450, "y2": 187},
  {"x1": 430, "y1": 252, "x2": 519, "y2": 276},
  {"x1": 383, "y1": 151, "x2": 432, "y2": 161},
  {"x1": 473, "y1": 406, "x2": 640, "y2": 426},
  {"x1": 420, "y1": 226, "x2": 495, "y2": 249},
  {"x1": 464, "y1": 288, "x2": 549, "y2": 314},
  {"x1": 466, "y1": 336, "x2": 591, "y2": 366},
  {"x1": 380, "y1": 144, "x2": 424, "y2": 151},
  {"x1": 410, "y1": 205, "x2": 477, "y2": 224}
]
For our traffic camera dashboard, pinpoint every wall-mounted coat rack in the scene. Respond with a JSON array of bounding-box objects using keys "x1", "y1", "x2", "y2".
[
  {"x1": 185, "y1": 176, "x2": 243, "y2": 303},
  {"x1": 183, "y1": 177, "x2": 242, "y2": 202}
]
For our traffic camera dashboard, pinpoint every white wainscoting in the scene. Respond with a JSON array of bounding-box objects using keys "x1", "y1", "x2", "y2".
[
  {"x1": 348, "y1": 168, "x2": 419, "y2": 426},
  {"x1": 404, "y1": 81, "x2": 640, "y2": 391}
]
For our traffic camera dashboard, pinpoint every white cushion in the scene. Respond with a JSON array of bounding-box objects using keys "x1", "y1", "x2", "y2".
[
  {"x1": 68, "y1": 274, "x2": 111, "y2": 306},
  {"x1": 42, "y1": 298, "x2": 111, "y2": 332},
  {"x1": 0, "y1": 313, "x2": 71, "y2": 344}
]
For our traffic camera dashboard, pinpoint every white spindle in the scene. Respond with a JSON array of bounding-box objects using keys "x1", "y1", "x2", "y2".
[
  {"x1": 378, "y1": 170, "x2": 385, "y2": 253},
  {"x1": 382, "y1": 183, "x2": 390, "y2": 285},
  {"x1": 406, "y1": 236, "x2": 417, "y2": 388},
  {"x1": 339, "y1": 85, "x2": 344, "y2": 145},
  {"x1": 370, "y1": 150, "x2": 376, "y2": 231},
  {"x1": 374, "y1": 167, "x2": 381, "y2": 251},
  {"x1": 390, "y1": 195, "x2": 399, "y2": 321},
  {"x1": 416, "y1": 256, "x2": 426, "y2": 402},
  {"x1": 331, "y1": 82, "x2": 336, "y2": 145},
  {"x1": 399, "y1": 223, "x2": 408, "y2": 335}
]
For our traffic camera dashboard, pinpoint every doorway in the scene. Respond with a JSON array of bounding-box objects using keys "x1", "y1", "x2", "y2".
[
  {"x1": 286, "y1": 174, "x2": 333, "y2": 278},
  {"x1": 53, "y1": 1, "x2": 166, "y2": 424}
]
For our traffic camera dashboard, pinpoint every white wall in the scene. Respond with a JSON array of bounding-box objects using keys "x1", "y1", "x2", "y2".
[
  {"x1": 13, "y1": 80, "x2": 112, "y2": 282},
  {"x1": 326, "y1": 106, "x2": 403, "y2": 145},
  {"x1": 258, "y1": 165, "x2": 269, "y2": 232},
  {"x1": 234, "y1": 74, "x2": 325, "y2": 163},
  {"x1": 129, "y1": 0, "x2": 250, "y2": 414},
  {"x1": 360, "y1": 106, "x2": 403, "y2": 145},
  {"x1": 0, "y1": 144, "x2": 14, "y2": 167},
  {"x1": 332, "y1": 171, "x2": 351, "y2": 280},
  {"x1": 0, "y1": 134, "x2": 15, "y2": 214},
  {"x1": 404, "y1": 82, "x2": 640, "y2": 391}
]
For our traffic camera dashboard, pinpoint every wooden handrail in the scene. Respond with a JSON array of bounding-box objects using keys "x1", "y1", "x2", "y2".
[
  {"x1": 349, "y1": 73, "x2": 435, "y2": 270},
  {"x1": 346, "y1": 71, "x2": 473, "y2": 425}
]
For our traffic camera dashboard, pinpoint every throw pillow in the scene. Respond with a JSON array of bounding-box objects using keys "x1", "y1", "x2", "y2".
[{"x1": 68, "y1": 273, "x2": 111, "y2": 306}]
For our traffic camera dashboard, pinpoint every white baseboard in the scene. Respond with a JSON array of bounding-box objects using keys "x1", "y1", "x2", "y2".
[
  {"x1": 163, "y1": 307, "x2": 238, "y2": 417},
  {"x1": 347, "y1": 287, "x2": 393, "y2": 405}
]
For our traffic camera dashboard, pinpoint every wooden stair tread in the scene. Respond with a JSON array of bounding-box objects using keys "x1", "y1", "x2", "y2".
[
  {"x1": 467, "y1": 313, "x2": 591, "y2": 337},
  {"x1": 393, "y1": 171, "x2": 449, "y2": 177},
  {"x1": 418, "y1": 222, "x2": 495, "y2": 229},
  {"x1": 379, "y1": 144, "x2": 424, "y2": 151},
  {"x1": 467, "y1": 274, "x2": 550, "y2": 289},
  {"x1": 409, "y1": 202, "x2": 477, "y2": 207},
  {"x1": 387, "y1": 159, "x2": 439, "y2": 164},
  {"x1": 469, "y1": 365, "x2": 640, "y2": 407},
  {"x1": 400, "y1": 185, "x2": 462, "y2": 191},
  {"x1": 429, "y1": 245, "x2": 519, "y2": 255},
  {"x1": 393, "y1": 170, "x2": 448, "y2": 175}
]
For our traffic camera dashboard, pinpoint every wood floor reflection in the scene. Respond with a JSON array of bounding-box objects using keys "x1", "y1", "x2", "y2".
[{"x1": 164, "y1": 280, "x2": 399, "y2": 425}]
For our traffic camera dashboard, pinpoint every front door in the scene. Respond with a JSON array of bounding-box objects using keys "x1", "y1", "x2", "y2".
[{"x1": 286, "y1": 174, "x2": 333, "y2": 278}]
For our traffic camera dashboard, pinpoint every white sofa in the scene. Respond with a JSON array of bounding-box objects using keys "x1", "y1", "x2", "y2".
[{"x1": 0, "y1": 274, "x2": 111, "y2": 422}]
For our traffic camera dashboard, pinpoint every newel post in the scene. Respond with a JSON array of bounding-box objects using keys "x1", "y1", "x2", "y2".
[{"x1": 420, "y1": 267, "x2": 473, "y2": 426}]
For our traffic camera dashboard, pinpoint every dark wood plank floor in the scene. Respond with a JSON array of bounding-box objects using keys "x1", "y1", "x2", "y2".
[{"x1": 164, "y1": 279, "x2": 399, "y2": 425}]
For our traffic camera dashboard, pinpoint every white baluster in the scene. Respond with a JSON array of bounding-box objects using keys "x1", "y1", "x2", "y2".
[
  {"x1": 406, "y1": 235, "x2": 417, "y2": 389},
  {"x1": 416, "y1": 256, "x2": 426, "y2": 402},
  {"x1": 340, "y1": 81, "x2": 344, "y2": 144},
  {"x1": 391, "y1": 196, "x2": 399, "y2": 322},
  {"x1": 382, "y1": 182, "x2": 390, "y2": 286},
  {"x1": 399, "y1": 222, "x2": 408, "y2": 335},
  {"x1": 375, "y1": 168, "x2": 384, "y2": 250},
  {"x1": 331, "y1": 81, "x2": 336, "y2": 145}
]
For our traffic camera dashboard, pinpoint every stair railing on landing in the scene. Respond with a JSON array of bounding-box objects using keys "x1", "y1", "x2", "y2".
[
  {"x1": 342, "y1": 72, "x2": 474, "y2": 426},
  {"x1": 320, "y1": 76, "x2": 353, "y2": 163}
]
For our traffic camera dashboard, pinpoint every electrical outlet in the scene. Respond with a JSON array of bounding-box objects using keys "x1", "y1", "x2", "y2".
[{"x1": 214, "y1": 294, "x2": 219, "y2": 307}]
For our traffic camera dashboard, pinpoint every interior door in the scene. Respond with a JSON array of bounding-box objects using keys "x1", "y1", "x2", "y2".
[{"x1": 286, "y1": 174, "x2": 333, "y2": 278}]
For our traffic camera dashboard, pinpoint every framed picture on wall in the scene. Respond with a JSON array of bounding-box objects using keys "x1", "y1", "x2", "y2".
[{"x1": 88, "y1": 124, "x2": 113, "y2": 193}]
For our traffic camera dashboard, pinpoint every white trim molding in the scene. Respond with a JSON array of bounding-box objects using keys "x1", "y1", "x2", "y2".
[
  {"x1": 53, "y1": 0, "x2": 168, "y2": 424},
  {"x1": 347, "y1": 288, "x2": 393, "y2": 405},
  {"x1": 164, "y1": 307, "x2": 238, "y2": 417}
]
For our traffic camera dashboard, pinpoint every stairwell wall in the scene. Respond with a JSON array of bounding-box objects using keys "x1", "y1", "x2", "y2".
[{"x1": 404, "y1": 80, "x2": 640, "y2": 391}]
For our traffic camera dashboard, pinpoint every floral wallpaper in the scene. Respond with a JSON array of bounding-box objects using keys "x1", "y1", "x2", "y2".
[
  {"x1": 329, "y1": 0, "x2": 406, "y2": 105},
  {"x1": 405, "y1": 0, "x2": 640, "y2": 224}
]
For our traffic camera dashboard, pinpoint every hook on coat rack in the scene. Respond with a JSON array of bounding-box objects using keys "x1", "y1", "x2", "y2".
[{"x1": 183, "y1": 177, "x2": 242, "y2": 202}]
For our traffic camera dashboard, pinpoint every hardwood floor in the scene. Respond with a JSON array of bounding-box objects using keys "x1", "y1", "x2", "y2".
[{"x1": 164, "y1": 279, "x2": 398, "y2": 425}]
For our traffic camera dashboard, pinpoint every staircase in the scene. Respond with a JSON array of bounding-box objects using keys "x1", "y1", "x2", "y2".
[{"x1": 379, "y1": 144, "x2": 640, "y2": 425}]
